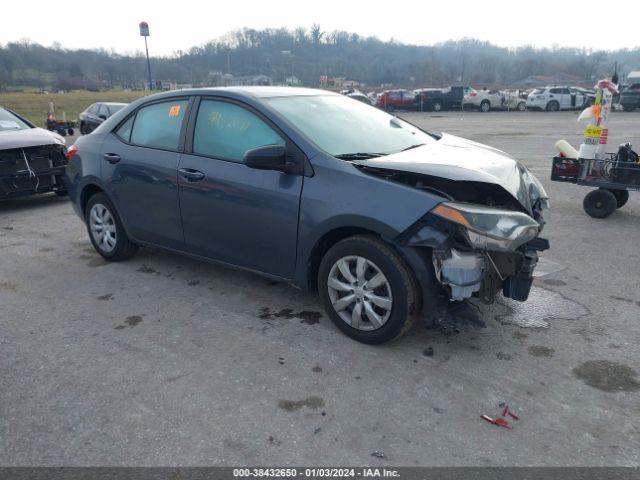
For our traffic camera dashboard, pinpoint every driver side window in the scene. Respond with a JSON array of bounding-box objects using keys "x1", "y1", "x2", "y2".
[{"x1": 193, "y1": 100, "x2": 284, "y2": 163}]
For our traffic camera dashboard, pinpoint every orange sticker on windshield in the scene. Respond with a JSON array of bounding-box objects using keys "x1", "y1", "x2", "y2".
[{"x1": 169, "y1": 105, "x2": 181, "y2": 117}]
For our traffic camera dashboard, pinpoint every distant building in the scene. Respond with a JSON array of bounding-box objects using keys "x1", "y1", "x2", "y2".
[{"x1": 230, "y1": 74, "x2": 273, "y2": 86}]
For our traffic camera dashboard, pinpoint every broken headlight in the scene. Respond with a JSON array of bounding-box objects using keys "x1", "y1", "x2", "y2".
[{"x1": 431, "y1": 201, "x2": 540, "y2": 252}]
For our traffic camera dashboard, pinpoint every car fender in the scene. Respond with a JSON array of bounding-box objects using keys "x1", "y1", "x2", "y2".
[{"x1": 293, "y1": 155, "x2": 446, "y2": 289}]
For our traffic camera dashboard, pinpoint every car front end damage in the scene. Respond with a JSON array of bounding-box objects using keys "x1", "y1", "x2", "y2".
[
  {"x1": 0, "y1": 143, "x2": 68, "y2": 199},
  {"x1": 353, "y1": 137, "x2": 549, "y2": 323},
  {"x1": 0, "y1": 125, "x2": 69, "y2": 199},
  {"x1": 400, "y1": 198, "x2": 548, "y2": 307}
]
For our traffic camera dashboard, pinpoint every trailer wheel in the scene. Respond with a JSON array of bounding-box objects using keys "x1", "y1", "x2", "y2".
[
  {"x1": 583, "y1": 189, "x2": 617, "y2": 218},
  {"x1": 607, "y1": 189, "x2": 629, "y2": 209}
]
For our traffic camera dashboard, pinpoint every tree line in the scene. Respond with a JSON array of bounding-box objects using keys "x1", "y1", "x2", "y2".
[{"x1": 1, "y1": 25, "x2": 638, "y2": 90}]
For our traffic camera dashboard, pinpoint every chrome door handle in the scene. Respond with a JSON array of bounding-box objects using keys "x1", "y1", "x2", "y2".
[
  {"x1": 178, "y1": 168, "x2": 205, "y2": 182},
  {"x1": 103, "y1": 153, "x2": 121, "y2": 164}
]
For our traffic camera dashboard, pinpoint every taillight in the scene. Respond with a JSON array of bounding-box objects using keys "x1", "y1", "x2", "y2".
[
  {"x1": 470, "y1": 92, "x2": 477, "y2": 97},
  {"x1": 66, "y1": 145, "x2": 78, "y2": 161}
]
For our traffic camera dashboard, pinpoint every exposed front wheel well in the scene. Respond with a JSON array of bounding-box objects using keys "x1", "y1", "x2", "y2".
[{"x1": 80, "y1": 184, "x2": 105, "y2": 215}]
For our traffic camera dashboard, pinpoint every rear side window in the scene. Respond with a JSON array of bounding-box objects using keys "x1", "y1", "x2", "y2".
[
  {"x1": 115, "y1": 115, "x2": 135, "y2": 142},
  {"x1": 130, "y1": 100, "x2": 188, "y2": 151},
  {"x1": 193, "y1": 100, "x2": 284, "y2": 163}
]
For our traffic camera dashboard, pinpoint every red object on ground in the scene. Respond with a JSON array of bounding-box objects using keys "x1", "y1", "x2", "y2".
[{"x1": 493, "y1": 417, "x2": 513, "y2": 429}]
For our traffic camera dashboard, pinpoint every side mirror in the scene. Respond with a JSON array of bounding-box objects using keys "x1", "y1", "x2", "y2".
[
  {"x1": 243, "y1": 145, "x2": 288, "y2": 172},
  {"x1": 98, "y1": 114, "x2": 107, "y2": 120}
]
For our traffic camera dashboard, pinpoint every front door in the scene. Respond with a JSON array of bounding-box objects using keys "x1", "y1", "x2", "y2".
[
  {"x1": 101, "y1": 98, "x2": 190, "y2": 250},
  {"x1": 178, "y1": 98, "x2": 303, "y2": 278}
]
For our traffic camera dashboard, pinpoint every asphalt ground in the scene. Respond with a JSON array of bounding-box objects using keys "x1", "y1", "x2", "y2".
[{"x1": 1, "y1": 110, "x2": 639, "y2": 466}]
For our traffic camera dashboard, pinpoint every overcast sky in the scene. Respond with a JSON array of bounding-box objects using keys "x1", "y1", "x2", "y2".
[{"x1": 3, "y1": 0, "x2": 638, "y2": 55}]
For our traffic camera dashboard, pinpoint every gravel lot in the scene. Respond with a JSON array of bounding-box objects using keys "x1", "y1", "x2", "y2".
[{"x1": 1, "y1": 111, "x2": 639, "y2": 466}]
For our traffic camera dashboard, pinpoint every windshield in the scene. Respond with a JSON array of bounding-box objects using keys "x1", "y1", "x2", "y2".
[
  {"x1": 0, "y1": 107, "x2": 31, "y2": 132},
  {"x1": 266, "y1": 94, "x2": 437, "y2": 157},
  {"x1": 532, "y1": 88, "x2": 546, "y2": 95}
]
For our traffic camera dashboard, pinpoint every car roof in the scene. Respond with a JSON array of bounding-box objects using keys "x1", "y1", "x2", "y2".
[
  {"x1": 144, "y1": 86, "x2": 337, "y2": 101},
  {"x1": 101, "y1": 102, "x2": 128, "y2": 106}
]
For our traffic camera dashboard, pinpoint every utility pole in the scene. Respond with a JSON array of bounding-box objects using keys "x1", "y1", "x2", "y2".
[{"x1": 139, "y1": 21, "x2": 152, "y2": 90}]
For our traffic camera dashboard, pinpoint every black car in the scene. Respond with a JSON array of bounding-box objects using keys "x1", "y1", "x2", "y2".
[
  {"x1": 414, "y1": 86, "x2": 473, "y2": 112},
  {"x1": 79, "y1": 102, "x2": 127, "y2": 134},
  {"x1": 0, "y1": 106, "x2": 68, "y2": 199},
  {"x1": 620, "y1": 83, "x2": 640, "y2": 112}
]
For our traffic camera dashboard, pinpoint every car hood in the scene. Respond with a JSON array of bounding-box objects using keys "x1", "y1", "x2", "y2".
[
  {"x1": 0, "y1": 127, "x2": 65, "y2": 150},
  {"x1": 352, "y1": 133, "x2": 548, "y2": 215}
]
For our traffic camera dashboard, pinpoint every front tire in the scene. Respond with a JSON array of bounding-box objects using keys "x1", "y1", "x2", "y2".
[
  {"x1": 85, "y1": 193, "x2": 138, "y2": 261},
  {"x1": 517, "y1": 102, "x2": 526, "y2": 111},
  {"x1": 583, "y1": 189, "x2": 617, "y2": 218},
  {"x1": 318, "y1": 235, "x2": 418, "y2": 344},
  {"x1": 432, "y1": 101, "x2": 443, "y2": 112}
]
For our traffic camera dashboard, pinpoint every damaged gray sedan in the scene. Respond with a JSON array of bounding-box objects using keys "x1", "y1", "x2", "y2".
[{"x1": 66, "y1": 87, "x2": 549, "y2": 344}]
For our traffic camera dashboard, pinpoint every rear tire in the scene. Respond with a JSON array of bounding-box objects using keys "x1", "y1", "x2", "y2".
[
  {"x1": 480, "y1": 100, "x2": 491, "y2": 112},
  {"x1": 546, "y1": 101, "x2": 560, "y2": 112},
  {"x1": 583, "y1": 189, "x2": 617, "y2": 218},
  {"x1": 432, "y1": 101, "x2": 443, "y2": 112},
  {"x1": 318, "y1": 235, "x2": 419, "y2": 344},
  {"x1": 85, "y1": 192, "x2": 138, "y2": 261},
  {"x1": 517, "y1": 102, "x2": 526, "y2": 111}
]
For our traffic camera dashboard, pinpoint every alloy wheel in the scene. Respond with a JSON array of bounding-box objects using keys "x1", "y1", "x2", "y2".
[
  {"x1": 89, "y1": 203, "x2": 117, "y2": 253},
  {"x1": 326, "y1": 255, "x2": 393, "y2": 331}
]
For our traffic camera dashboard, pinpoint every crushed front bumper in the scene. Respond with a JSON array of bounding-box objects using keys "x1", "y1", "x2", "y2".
[
  {"x1": 396, "y1": 212, "x2": 549, "y2": 308},
  {"x1": 0, "y1": 145, "x2": 68, "y2": 198}
]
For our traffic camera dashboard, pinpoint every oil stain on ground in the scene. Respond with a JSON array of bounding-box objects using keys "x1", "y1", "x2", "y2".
[
  {"x1": 137, "y1": 265, "x2": 157, "y2": 274},
  {"x1": 278, "y1": 396, "x2": 325, "y2": 412},
  {"x1": 0, "y1": 281, "x2": 18, "y2": 292},
  {"x1": 115, "y1": 314, "x2": 145, "y2": 329},
  {"x1": 125, "y1": 315, "x2": 144, "y2": 327},
  {"x1": 484, "y1": 286, "x2": 589, "y2": 329},
  {"x1": 259, "y1": 307, "x2": 322, "y2": 325},
  {"x1": 97, "y1": 293, "x2": 114, "y2": 301},
  {"x1": 573, "y1": 360, "x2": 640, "y2": 392},
  {"x1": 528, "y1": 345, "x2": 555, "y2": 357}
]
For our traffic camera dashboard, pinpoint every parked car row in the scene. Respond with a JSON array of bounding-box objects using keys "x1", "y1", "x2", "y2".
[{"x1": 362, "y1": 84, "x2": 603, "y2": 113}]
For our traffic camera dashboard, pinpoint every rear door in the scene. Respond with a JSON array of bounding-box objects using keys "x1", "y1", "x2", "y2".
[
  {"x1": 100, "y1": 97, "x2": 191, "y2": 250},
  {"x1": 177, "y1": 97, "x2": 303, "y2": 278}
]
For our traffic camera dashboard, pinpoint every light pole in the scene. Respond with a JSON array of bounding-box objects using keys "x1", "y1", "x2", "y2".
[{"x1": 139, "y1": 21, "x2": 152, "y2": 90}]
